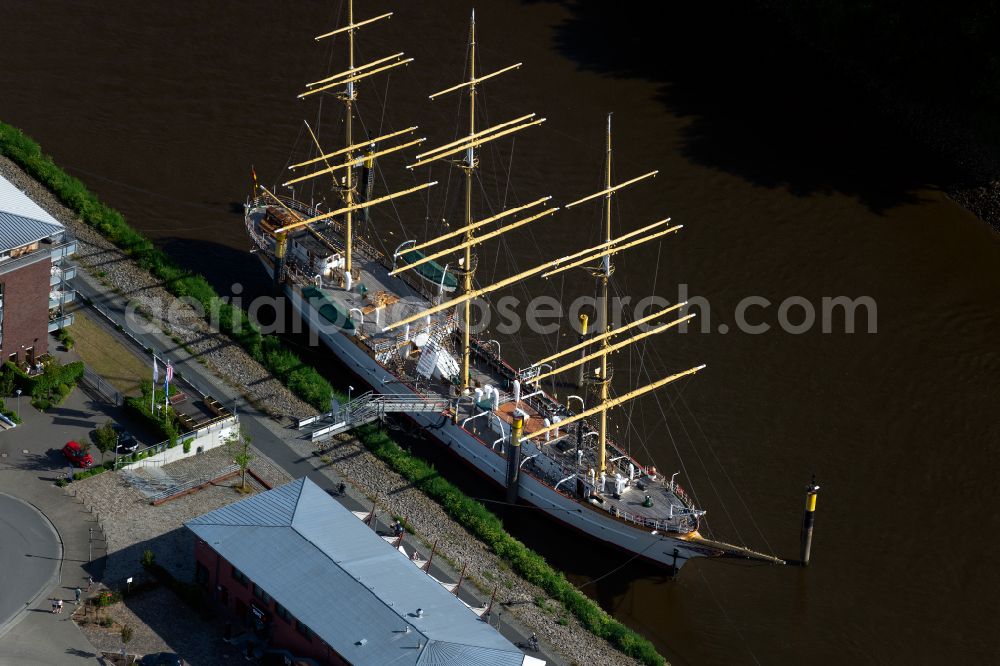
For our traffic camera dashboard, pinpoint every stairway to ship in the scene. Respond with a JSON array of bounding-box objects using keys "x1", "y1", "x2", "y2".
[{"x1": 297, "y1": 391, "x2": 452, "y2": 442}]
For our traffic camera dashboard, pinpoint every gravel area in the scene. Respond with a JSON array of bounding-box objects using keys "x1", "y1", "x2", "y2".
[
  {"x1": 75, "y1": 446, "x2": 291, "y2": 587},
  {"x1": 74, "y1": 586, "x2": 243, "y2": 665},
  {"x1": 0, "y1": 154, "x2": 317, "y2": 422},
  {"x1": 320, "y1": 436, "x2": 642, "y2": 666}
]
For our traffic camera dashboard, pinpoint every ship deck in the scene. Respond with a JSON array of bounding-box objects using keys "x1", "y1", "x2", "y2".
[{"x1": 250, "y1": 201, "x2": 700, "y2": 534}]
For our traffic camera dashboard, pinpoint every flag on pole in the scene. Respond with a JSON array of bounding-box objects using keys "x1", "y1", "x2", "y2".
[
  {"x1": 164, "y1": 360, "x2": 174, "y2": 411},
  {"x1": 251, "y1": 165, "x2": 259, "y2": 193},
  {"x1": 151, "y1": 357, "x2": 158, "y2": 413}
]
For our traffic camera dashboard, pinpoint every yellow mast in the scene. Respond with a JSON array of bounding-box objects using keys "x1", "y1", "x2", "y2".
[
  {"x1": 461, "y1": 9, "x2": 477, "y2": 391},
  {"x1": 597, "y1": 113, "x2": 614, "y2": 476},
  {"x1": 344, "y1": 0, "x2": 356, "y2": 278}
]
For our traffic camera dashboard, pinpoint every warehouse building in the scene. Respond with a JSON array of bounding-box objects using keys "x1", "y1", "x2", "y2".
[
  {"x1": 186, "y1": 477, "x2": 543, "y2": 666},
  {"x1": 0, "y1": 174, "x2": 75, "y2": 367}
]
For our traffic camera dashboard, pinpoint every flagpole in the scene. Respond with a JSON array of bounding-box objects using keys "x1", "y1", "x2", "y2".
[{"x1": 151, "y1": 356, "x2": 158, "y2": 414}]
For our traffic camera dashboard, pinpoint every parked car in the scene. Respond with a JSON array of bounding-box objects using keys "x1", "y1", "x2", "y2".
[
  {"x1": 139, "y1": 653, "x2": 183, "y2": 666},
  {"x1": 62, "y1": 441, "x2": 93, "y2": 468},
  {"x1": 112, "y1": 424, "x2": 139, "y2": 455}
]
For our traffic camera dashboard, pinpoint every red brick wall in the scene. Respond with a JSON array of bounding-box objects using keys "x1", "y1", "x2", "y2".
[
  {"x1": 194, "y1": 539, "x2": 345, "y2": 665},
  {"x1": 0, "y1": 256, "x2": 51, "y2": 363}
]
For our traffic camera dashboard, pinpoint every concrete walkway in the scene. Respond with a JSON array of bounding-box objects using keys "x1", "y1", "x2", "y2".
[
  {"x1": 71, "y1": 264, "x2": 564, "y2": 665},
  {"x1": 0, "y1": 388, "x2": 110, "y2": 663}
]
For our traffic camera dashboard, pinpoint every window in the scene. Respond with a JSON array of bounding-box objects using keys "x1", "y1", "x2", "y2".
[
  {"x1": 295, "y1": 619, "x2": 312, "y2": 641},
  {"x1": 274, "y1": 602, "x2": 290, "y2": 623},
  {"x1": 195, "y1": 562, "x2": 209, "y2": 587},
  {"x1": 252, "y1": 583, "x2": 273, "y2": 605},
  {"x1": 231, "y1": 566, "x2": 248, "y2": 586}
]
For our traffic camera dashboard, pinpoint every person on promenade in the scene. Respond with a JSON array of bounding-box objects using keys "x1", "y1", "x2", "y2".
[
  {"x1": 74, "y1": 587, "x2": 82, "y2": 604},
  {"x1": 56, "y1": 599, "x2": 63, "y2": 614}
]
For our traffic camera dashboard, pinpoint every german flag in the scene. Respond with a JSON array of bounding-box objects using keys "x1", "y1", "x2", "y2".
[{"x1": 251, "y1": 165, "x2": 259, "y2": 192}]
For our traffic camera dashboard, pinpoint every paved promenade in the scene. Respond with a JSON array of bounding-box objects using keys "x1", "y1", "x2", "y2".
[{"x1": 0, "y1": 390, "x2": 109, "y2": 663}]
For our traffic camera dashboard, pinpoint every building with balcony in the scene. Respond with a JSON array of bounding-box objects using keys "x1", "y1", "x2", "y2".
[
  {"x1": 0, "y1": 174, "x2": 76, "y2": 366},
  {"x1": 186, "y1": 477, "x2": 543, "y2": 666}
]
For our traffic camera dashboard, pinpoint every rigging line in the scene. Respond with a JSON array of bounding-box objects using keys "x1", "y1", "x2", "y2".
[
  {"x1": 604, "y1": 273, "x2": 716, "y2": 538},
  {"x1": 606, "y1": 244, "x2": 748, "y2": 547},
  {"x1": 575, "y1": 538, "x2": 663, "y2": 590},
  {"x1": 676, "y1": 390, "x2": 777, "y2": 557},
  {"x1": 475, "y1": 82, "x2": 505, "y2": 216},
  {"x1": 697, "y1": 568, "x2": 763, "y2": 666}
]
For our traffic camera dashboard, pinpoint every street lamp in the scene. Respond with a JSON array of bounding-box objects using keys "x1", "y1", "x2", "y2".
[
  {"x1": 15, "y1": 388, "x2": 21, "y2": 418},
  {"x1": 348, "y1": 385, "x2": 354, "y2": 403}
]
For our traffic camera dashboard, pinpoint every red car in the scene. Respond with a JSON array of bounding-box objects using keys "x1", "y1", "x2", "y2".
[{"x1": 62, "y1": 441, "x2": 94, "y2": 468}]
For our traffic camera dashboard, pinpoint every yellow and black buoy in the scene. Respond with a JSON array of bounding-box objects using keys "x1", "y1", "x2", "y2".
[{"x1": 799, "y1": 476, "x2": 820, "y2": 566}]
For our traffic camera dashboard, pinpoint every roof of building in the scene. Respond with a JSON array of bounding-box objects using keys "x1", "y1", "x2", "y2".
[
  {"x1": 0, "y1": 174, "x2": 64, "y2": 253},
  {"x1": 186, "y1": 477, "x2": 531, "y2": 666}
]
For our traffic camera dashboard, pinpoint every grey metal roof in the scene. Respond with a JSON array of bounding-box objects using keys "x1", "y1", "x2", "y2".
[
  {"x1": 0, "y1": 174, "x2": 63, "y2": 253},
  {"x1": 186, "y1": 478, "x2": 527, "y2": 666}
]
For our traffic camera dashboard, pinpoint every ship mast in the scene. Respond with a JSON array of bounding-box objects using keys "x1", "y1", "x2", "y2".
[
  {"x1": 461, "y1": 10, "x2": 477, "y2": 391},
  {"x1": 597, "y1": 113, "x2": 614, "y2": 475},
  {"x1": 344, "y1": 0, "x2": 356, "y2": 278}
]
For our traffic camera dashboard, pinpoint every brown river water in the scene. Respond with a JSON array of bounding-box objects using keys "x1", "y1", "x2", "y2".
[{"x1": 2, "y1": 1, "x2": 998, "y2": 664}]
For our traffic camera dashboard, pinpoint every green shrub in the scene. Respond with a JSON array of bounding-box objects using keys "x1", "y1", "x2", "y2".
[
  {"x1": 72, "y1": 466, "x2": 108, "y2": 481},
  {"x1": 0, "y1": 399, "x2": 21, "y2": 424},
  {"x1": 141, "y1": 560, "x2": 209, "y2": 617},
  {"x1": 6, "y1": 360, "x2": 84, "y2": 409},
  {"x1": 56, "y1": 327, "x2": 74, "y2": 350}
]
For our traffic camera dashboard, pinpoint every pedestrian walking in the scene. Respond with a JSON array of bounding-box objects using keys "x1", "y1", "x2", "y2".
[
  {"x1": 57, "y1": 599, "x2": 63, "y2": 614},
  {"x1": 87, "y1": 576, "x2": 94, "y2": 590},
  {"x1": 51, "y1": 599, "x2": 57, "y2": 614},
  {"x1": 74, "y1": 587, "x2": 82, "y2": 604}
]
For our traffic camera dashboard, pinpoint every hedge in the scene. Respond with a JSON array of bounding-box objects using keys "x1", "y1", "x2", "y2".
[
  {"x1": 354, "y1": 423, "x2": 666, "y2": 666},
  {"x1": 0, "y1": 398, "x2": 21, "y2": 425},
  {"x1": 0, "y1": 121, "x2": 330, "y2": 412},
  {"x1": 4, "y1": 359, "x2": 84, "y2": 410},
  {"x1": 0, "y1": 121, "x2": 666, "y2": 666}
]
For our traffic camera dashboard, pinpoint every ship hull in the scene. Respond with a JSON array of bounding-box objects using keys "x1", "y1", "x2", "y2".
[{"x1": 270, "y1": 261, "x2": 721, "y2": 571}]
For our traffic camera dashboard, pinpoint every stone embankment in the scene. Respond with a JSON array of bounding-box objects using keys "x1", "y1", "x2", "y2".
[
  {"x1": 322, "y1": 435, "x2": 642, "y2": 666},
  {"x1": 0, "y1": 154, "x2": 316, "y2": 420}
]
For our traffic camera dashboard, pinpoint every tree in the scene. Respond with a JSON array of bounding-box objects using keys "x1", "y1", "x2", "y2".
[
  {"x1": 225, "y1": 425, "x2": 254, "y2": 491},
  {"x1": 121, "y1": 623, "x2": 134, "y2": 661},
  {"x1": 92, "y1": 420, "x2": 118, "y2": 463},
  {"x1": 120, "y1": 623, "x2": 133, "y2": 647}
]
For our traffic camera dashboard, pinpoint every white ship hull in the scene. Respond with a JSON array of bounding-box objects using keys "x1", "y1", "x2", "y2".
[{"x1": 274, "y1": 267, "x2": 723, "y2": 571}]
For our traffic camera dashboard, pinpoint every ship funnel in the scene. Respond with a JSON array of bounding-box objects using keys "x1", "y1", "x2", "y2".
[{"x1": 505, "y1": 415, "x2": 524, "y2": 504}]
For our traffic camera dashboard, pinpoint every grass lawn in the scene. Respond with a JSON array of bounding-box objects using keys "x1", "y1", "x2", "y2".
[{"x1": 69, "y1": 312, "x2": 149, "y2": 396}]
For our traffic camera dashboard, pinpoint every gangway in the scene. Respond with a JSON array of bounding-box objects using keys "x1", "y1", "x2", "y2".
[{"x1": 297, "y1": 391, "x2": 452, "y2": 442}]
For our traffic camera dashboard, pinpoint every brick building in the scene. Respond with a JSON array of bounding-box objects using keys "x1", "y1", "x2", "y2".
[
  {"x1": 0, "y1": 174, "x2": 75, "y2": 366},
  {"x1": 186, "y1": 477, "x2": 542, "y2": 666}
]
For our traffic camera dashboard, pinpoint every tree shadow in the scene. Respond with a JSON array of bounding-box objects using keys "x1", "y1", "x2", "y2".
[{"x1": 534, "y1": 0, "x2": 962, "y2": 212}]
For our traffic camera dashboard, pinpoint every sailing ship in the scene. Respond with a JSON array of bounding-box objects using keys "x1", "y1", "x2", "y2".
[{"x1": 244, "y1": 4, "x2": 783, "y2": 572}]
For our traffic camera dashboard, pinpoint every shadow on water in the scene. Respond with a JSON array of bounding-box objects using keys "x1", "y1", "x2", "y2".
[
  {"x1": 530, "y1": 0, "x2": 959, "y2": 212},
  {"x1": 158, "y1": 237, "x2": 274, "y2": 304}
]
